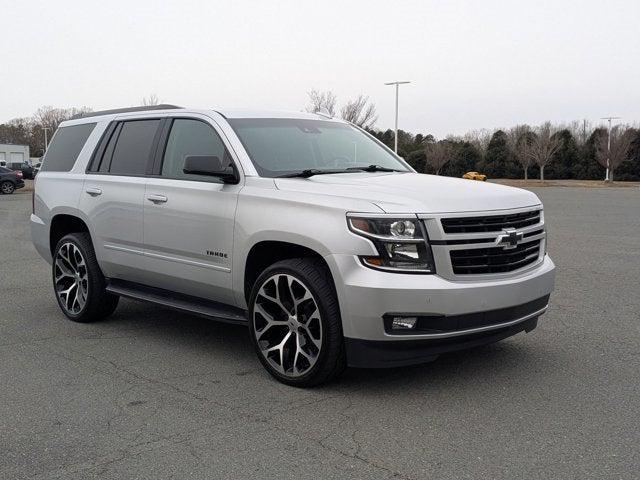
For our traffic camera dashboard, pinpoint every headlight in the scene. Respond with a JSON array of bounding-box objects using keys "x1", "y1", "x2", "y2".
[{"x1": 347, "y1": 215, "x2": 435, "y2": 273}]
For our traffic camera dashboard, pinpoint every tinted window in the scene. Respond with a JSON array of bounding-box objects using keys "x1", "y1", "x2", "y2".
[
  {"x1": 161, "y1": 119, "x2": 228, "y2": 181},
  {"x1": 41, "y1": 123, "x2": 96, "y2": 172},
  {"x1": 96, "y1": 123, "x2": 121, "y2": 173},
  {"x1": 108, "y1": 120, "x2": 160, "y2": 175}
]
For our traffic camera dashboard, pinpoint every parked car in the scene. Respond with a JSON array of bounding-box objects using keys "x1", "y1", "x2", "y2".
[
  {"x1": 9, "y1": 161, "x2": 35, "y2": 180},
  {"x1": 463, "y1": 171, "x2": 487, "y2": 181},
  {"x1": 32, "y1": 162, "x2": 42, "y2": 176},
  {"x1": 0, "y1": 166, "x2": 25, "y2": 194},
  {"x1": 31, "y1": 105, "x2": 555, "y2": 387}
]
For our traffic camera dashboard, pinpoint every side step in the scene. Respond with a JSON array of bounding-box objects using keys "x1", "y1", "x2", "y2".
[{"x1": 106, "y1": 279, "x2": 248, "y2": 325}]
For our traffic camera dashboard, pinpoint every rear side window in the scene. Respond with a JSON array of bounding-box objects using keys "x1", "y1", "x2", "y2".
[
  {"x1": 41, "y1": 123, "x2": 96, "y2": 172},
  {"x1": 106, "y1": 120, "x2": 160, "y2": 175}
]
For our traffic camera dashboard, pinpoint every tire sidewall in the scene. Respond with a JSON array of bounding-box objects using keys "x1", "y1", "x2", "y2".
[{"x1": 248, "y1": 262, "x2": 339, "y2": 386}]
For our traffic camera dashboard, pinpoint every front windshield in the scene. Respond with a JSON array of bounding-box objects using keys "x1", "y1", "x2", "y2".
[{"x1": 228, "y1": 118, "x2": 410, "y2": 177}]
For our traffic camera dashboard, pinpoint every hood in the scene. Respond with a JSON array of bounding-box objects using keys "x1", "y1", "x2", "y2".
[{"x1": 274, "y1": 172, "x2": 540, "y2": 214}]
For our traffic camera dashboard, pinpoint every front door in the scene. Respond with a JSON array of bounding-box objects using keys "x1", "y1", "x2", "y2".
[{"x1": 142, "y1": 117, "x2": 241, "y2": 304}]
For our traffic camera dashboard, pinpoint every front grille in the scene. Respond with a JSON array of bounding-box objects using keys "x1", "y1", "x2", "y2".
[
  {"x1": 441, "y1": 210, "x2": 541, "y2": 234},
  {"x1": 450, "y1": 239, "x2": 541, "y2": 274}
]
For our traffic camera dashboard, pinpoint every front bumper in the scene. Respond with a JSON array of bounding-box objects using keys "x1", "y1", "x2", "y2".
[
  {"x1": 345, "y1": 316, "x2": 539, "y2": 368},
  {"x1": 325, "y1": 254, "x2": 555, "y2": 366}
]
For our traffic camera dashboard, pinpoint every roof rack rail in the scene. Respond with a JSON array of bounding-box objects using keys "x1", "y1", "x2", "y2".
[{"x1": 71, "y1": 104, "x2": 182, "y2": 120}]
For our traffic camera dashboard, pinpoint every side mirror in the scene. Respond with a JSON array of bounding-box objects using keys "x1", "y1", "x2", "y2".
[{"x1": 182, "y1": 155, "x2": 238, "y2": 183}]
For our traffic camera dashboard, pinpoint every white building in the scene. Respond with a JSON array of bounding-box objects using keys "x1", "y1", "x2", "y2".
[{"x1": 0, "y1": 144, "x2": 30, "y2": 167}]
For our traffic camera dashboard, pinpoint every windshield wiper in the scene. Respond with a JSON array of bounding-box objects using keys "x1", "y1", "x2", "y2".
[
  {"x1": 346, "y1": 164, "x2": 404, "y2": 173},
  {"x1": 276, "y1": 169, "x2": 357, "y2": 178}
]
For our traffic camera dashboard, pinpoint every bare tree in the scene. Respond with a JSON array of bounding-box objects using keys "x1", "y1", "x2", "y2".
[
  {"x1": 306, "y1": 90, "x2": 337, "y2": 116},
  {"x1": 566, "y1": 119, "x2": 592, "y2": 147},
  {"x1": 507, "y1": 124, "x2": 534, "y2": 180},
  {"x1": 463, "y1": 128, "x2": 493, "y2": 159},
  {"x1": 528, "y1": 122, "x2": 561, "y2": 181},
  {"x1": 595, "y1": 126, "x2": 634, "y2": 182},
  {"x1": 424, "y1": 141, "x2": 454, "y2": 175},
  {"x1": 141, "y1": 94, "x2": 160, "y2": 106},
  {"x1": 340, "y1": 95, "x2": 378, "y2": 129}
]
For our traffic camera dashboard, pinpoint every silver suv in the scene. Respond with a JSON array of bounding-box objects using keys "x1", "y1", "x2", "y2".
[{"x1": 31, "y1": 105, "x2": 555, "y2": 386}]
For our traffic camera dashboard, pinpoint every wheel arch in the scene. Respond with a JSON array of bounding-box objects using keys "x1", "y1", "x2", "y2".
[
  {"x1": 241, "y1": 239, "x2": 336, "y2": 306},
  {"x1": 49, "y1": 213, "x2": 93, "y2": 257}
]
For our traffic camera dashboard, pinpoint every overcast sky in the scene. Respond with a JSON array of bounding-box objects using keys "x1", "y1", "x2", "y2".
[{"x1": 2, "y1": 0, "x2": 638, "y2": 137}]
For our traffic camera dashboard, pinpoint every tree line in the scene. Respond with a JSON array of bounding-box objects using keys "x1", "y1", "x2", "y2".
[
  {"x1": 307, "y1": 90, "x2": 640, "y2": 182},
  {"x1": 375, "y1": 121, "x2": 640, "y2": 182},
  {"x1": 1, "y1": 96, "x2": 639, "y2": 182}
]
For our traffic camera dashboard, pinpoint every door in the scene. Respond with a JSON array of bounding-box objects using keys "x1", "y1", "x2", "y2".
[
  {"x1": 80, "y1": 118, "x2": 161, "y2": 283},
  {"x1": 10, "y1": 152, "x2": 24, "y2": 164},
  {"x1": 142, "y1": 117, "x2": 241, "y2": 304}
]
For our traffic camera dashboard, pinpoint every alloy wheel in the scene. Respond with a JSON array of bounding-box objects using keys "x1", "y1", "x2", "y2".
[
  {"x1": 253, "y1": 274, "x2": 323, "y2": 377},
  {"x1": 1, "y1": 182, "x2": 14, "y2": 194},
  {"x1": 54, "y1": 242, "x2": 89, "y2": 315}
]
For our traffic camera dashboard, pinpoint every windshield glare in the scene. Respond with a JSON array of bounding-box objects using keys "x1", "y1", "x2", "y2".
[{"x1": 228, "y1": 118, "x2": 409, "y2": 177}]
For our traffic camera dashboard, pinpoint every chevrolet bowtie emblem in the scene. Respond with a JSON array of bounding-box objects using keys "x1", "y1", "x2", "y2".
[{"x1": 498, "y1": 229, "x2": 524, "y2": 249}]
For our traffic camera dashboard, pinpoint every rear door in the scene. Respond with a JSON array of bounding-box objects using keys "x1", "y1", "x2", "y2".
[
  {"x1": 141, "y1": 115, "x2": 241, "y2": 304},
  {"x1": 80, "y1": 118, "x2": 162, "y2": 283}
]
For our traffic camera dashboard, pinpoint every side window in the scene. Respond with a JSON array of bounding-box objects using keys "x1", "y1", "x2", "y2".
[
  {"x1": 161, "y1": 119, "x2": 229, "y2": 181},
  {"x1": 41, "y1": 123, "x2": 96, "y2": 172},
  {"x1": 108, "y1": 120, "x2": 160, "y2": 175}
]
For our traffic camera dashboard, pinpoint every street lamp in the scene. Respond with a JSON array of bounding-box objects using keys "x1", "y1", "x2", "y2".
[
  {"x1": 384, "y1": 81, "x2": 411, "y2": 153},
  {"x1": 42, "y1": 127, "x2": 51, "y2": 154},
  {"x1": 601, "y1": 116, "x2": 620, "y2": 182}
]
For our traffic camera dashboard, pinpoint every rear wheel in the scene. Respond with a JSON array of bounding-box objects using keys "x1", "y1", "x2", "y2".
[
  {"x1": 52, "y1": 233, "x2": 119, "y2": 322},
  {"x1": 249, "y1": 258, "x2": 346, "y2": 387},
  {"x1": 1, "y1": 181, "x2": 15, "y2": 194}
]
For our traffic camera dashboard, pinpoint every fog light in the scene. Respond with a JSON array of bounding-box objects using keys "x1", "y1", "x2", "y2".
[{"x1": 391, "y1": 316, "x2": 418, "y2": 330}]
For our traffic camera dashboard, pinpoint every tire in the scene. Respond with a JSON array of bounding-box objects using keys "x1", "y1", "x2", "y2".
[
  {"x1": 1, "y1": 181, "x2": 15, "y2": 194},
  {"x1": 52, "y1": 232, "x2": 119, "y2": 323},
  {"x1": 249, "y1": 258, "x2": 346, "y2": 387}
]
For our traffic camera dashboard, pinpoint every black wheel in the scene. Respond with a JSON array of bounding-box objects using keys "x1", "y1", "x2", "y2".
[
  {"x1": 249, "y1": 258, "x2": 346, "y2": 387},
  {"x1": 1, "y1": 181, "x2": 15, "y2": 194},
  {"x1": 52, "y1": 233, "x2": 119, "y2": 322}
]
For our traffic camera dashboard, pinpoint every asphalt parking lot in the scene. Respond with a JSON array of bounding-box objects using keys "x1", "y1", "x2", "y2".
[{"x1": 1, "y1": 186, "x2": 639, "y2": 479}]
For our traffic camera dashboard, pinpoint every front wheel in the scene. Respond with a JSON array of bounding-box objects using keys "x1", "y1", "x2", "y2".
[
  {"x1": 52, "y1": 233, "x2": 119, "y2": 322},
  {"x1": 249, "y1": 258, "x2": 346, "y2": 387}
]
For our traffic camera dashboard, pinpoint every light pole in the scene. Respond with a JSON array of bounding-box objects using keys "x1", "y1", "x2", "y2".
[
  {"x1": 42, "y1": 127, "x2": 51, "y2": 154},
  {"x1": 601, "y1": 117, "x2": 620, "y2": 181},
  {"x1": 384, "y1": 81, "x2": 410, "y2": 153}
]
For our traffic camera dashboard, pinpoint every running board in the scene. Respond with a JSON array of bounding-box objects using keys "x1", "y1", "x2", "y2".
[{"x1": 106, "y1": 279, "x2": 248, "y2": 325}]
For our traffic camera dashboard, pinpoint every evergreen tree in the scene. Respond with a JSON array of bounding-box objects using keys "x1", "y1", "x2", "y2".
[
  {"x1": 546, "y1": 129, "x2": 578, "y2": 179},
  {"x1": 479, "y1": 130, "x2": 519, "y2": 178},
  {"x1": 615, "y1": 129, "x2": 640, "y2": 180},
  {"x1": 573, "y1": 128, "x2": 606, "y2": 180},
  {"x1": 441, "y1": 141, "x2": 481, "y2": 177}
]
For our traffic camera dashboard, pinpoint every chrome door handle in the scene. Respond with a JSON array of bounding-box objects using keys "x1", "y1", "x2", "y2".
[
  {"x1": 85, "y1": 187, "x2": 102, "y2": 196},
  {"x1": 147, "y1": 194, "x2": 168, "y2": 204}
]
